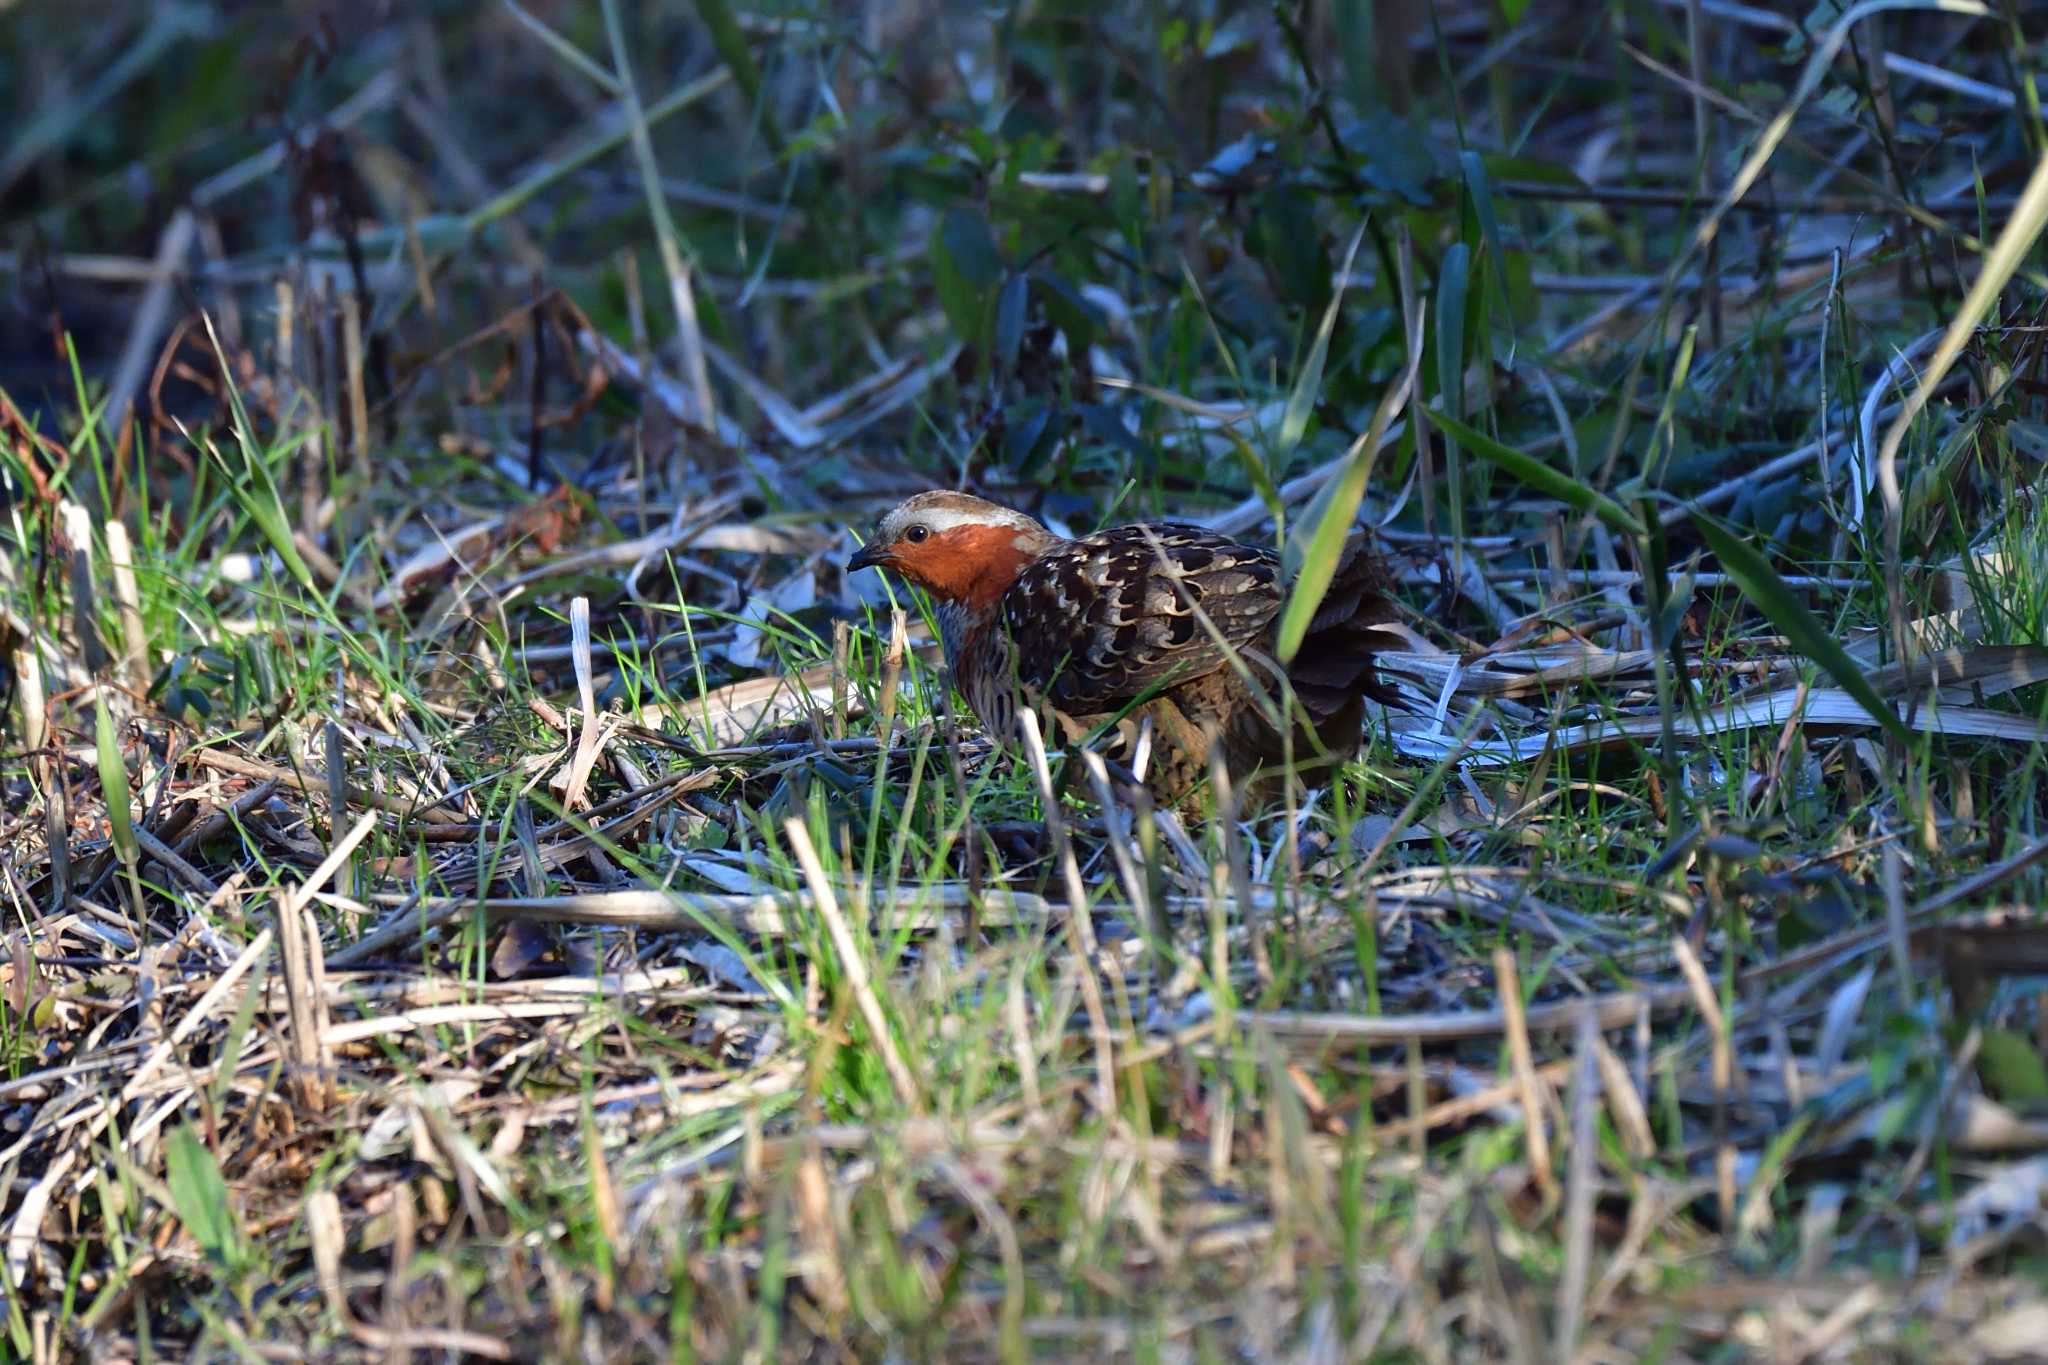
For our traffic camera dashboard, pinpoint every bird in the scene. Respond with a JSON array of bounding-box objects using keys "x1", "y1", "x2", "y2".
[{"x1": 845, "y1": 491, "x2": 1399, "y2": 808}]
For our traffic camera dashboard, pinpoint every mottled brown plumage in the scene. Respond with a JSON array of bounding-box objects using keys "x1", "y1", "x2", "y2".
[{"x1": 847, "y1": 491, "x2": 1398, "y2": 808}]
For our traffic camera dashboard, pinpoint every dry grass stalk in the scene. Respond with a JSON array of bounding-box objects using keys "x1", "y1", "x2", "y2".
[
  {"x1": 18, "y1": 652, "x2": 70, "y2": 914},
  {"x1": 60, "y1": 501, "x2": 106, "y2": 676},
  {"x1": 133, "y1": 823, "x2": 218, "y2": 897},
  {"x1": 793, "y1": 1139, "x2": 849, "y2": 1318},
  {"x1": 102, "y1": 519, "x2": 149, "y2": 689},
  {"x1": 341, "y1": 289, "x2": 371, "y2": 506},
  {"x1": 1078, "y1": 750, "x2": 1155, "y2": 937},
  {"x1": 1371, "y1": 1055, "x2": 1573, "y2": 1147},
  {"x1": 343, "y1": 883, "x2": 1054, "y2": 952},
  {"x1": 782, "y1": 818, "x2": 922, "y2": 1110},
  {"x1": 5, "y1": 7, "x2": 2047, "y2": 1357},
  {"x1": 1591, "y1": 1032, "x2": 1658, "y2": 1158},
  {"x1": 1555, "y1": 1004, "x2": 1601, "y2": 1362},
  {"x1": 553, "y1": 596, "x2": 606, "y2": 809},
  {"x1": 321, "y1": 713, "x2": 350, "y2": 898},
  {"x1": 1014, "y1": 707, "x2": 1118, "y2": 1117},
  {"x1": 275, "y1": 893, "x2": 328, "y2": 1112},
  {"x1": 308, "y1": 1185, "x2": 513, "y2": 1357},
  {"x1": 190, "y1": 746, "x2": 462, "y2": 823},
  {"x1": 1494, "y1": 946, "x2": 1558, "y2": 1204},
  {"x1": 1208, "y1": 738, "x2": 1271, "y2": 991},
  {"x1": 1237, "y1": 981, "x2": 1687, "y2": 1044},
  {"x1": 278, "y1": 810, "x2": 375, "y2": 1111},
  {"x1": 1672, "y1": 933, "x2": 1736, "y2": 1230},
  {"x1": 1005, "y1": 955, "x2": 1044, "y2": 1125},
  {"x1": 830, "y1": 617, "x2": 850, "y2": 739}
]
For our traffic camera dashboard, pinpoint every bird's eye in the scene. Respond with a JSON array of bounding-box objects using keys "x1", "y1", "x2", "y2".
[{"x1": 904, "y1": 524, "x2": 930, "y2": 544}]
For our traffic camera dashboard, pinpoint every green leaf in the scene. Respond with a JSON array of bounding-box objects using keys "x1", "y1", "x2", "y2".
[
  {"x1": 1435, "y1": 243, "x2": 1471, "y2": 540},
  {"x1": 1434, "y1": 242, "x2": 1470, "y2": 416},
  {"x1": 1344, "y1": 108, "x2": 1435, "y2": 203},
  {"x1": 93, "y1": 700, "x2": 136, "y2": 866},
  {"x1": 1078, "y1": 403, "x2": 1147, "y2": 463},
  {"x1": 1421, "y1": 406, "x2": 1646, "y2": 537},
  {"x1": 164, "y1": 1124, "x2": 237, "y2": 1264},
  {"x1": 1221, "y1": 427, "x2": 1284, "y2": 528},
  {"x1": 1004, "y1": 398, "x2": 1056, "y2": 472},
  {"x1": 692, "y1": 0, "x2": 780, "y2": 153},
  {"x1": 1035, "y1": 271, "x2": 1099, "y2": 359},
  {"x1": 1460, "y1": 151, "x2": 1514, "y2": 333},
  {"x1": 1871, "y1": 1092, "x2": 1917, "y2": 1147},
  {"x1": 1977, "y1": 1028, "x2": 2048, "y2": 1108},
  {"x1": 1277, "y1": 348, "x2": 1417, "y2": 663},
  {"x1": 930, "y1": 207, "x2": 1002, "y2": 349},
  {"x1": 995, "y1": 271, "x2": 1029, "y2": 373},
  {"x1": 1732, "y1": 1113, "x2": 1812, "y2": 1243},
  {"x1": 940, "y1": 207, "x2": 1001, "y2": 288},
  {"x1": 1251, "y1": 184, "x2": 1329, "y2": 312},
  {"x1": 1111, "y1": 157, "x2": 1143, "y2": 242},
  {"x1": 1693, "y1": 515, "x2": 1913, "y2": 745},
  {"x1": 210, "y1": 974, "x2": 266, "y2": 1112},
  {"x1": 1334, "y1": 0, "x2": 1379, "y2": 109},
  {"x1": 1478, "y1": 151, "x2": 1583, "y2": 188}
]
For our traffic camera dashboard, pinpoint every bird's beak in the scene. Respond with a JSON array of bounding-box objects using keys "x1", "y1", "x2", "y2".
[{"x1": 846, "y1": 541, "x2": 891, "y2": 573}]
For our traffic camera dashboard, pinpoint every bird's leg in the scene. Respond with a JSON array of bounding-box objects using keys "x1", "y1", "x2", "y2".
[{"x1": 1132, "y1": 697, "x2": 1220, "y2": 812}]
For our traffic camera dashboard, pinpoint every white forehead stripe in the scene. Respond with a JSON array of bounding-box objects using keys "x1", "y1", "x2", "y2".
[
  {"x1": 911, "y1": 505, "x2": 1019, "y2": 534},
  {"x1": 881, "y1": 496, "x2": 1038, "y2": 540}
]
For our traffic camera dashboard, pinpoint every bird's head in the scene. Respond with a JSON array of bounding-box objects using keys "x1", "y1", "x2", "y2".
[{"x1": 846, "y1": 491, "x2": 1054, "y2": 608}]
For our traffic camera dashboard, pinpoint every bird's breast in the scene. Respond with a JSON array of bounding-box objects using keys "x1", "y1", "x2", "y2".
[{"x1": 937, "y1": 602, "x2": 1019, "y2": 741}]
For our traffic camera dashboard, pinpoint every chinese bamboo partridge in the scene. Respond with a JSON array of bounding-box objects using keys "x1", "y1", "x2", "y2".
[{"x1": 847, "y1": 491, "x2": 1399, "y2": 808}]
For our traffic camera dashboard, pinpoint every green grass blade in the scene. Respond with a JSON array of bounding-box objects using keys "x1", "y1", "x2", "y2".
[
  {"x1": 1694, "y1": 515, "x2": 1912, "y2": 745},
  {"x1": 1277, "y1": 218, "x2": 1370, "y2": 462},
  {"x1": 693, "y1": 0, "x2": 781, "y2": 154},
  {"x1": 1277, "y1": 324, "x2": 1422, "y2": 663},
  {"x1": 93, "y1": 698, "x2": 136, "y2": 867},
  {"x1": 199, "y1": 314, "x2": 319, "y2": 596},
  {"x1": 1435, "y1": 240, "x2": 1470, "y2": 546},
  {"x1": 163, "y1": 1125, "x2": 235, "y2": 1265},
  {"x1": 1874, "y1": 150, "x2": 2048, "y2": 520},
  {"x1": 1422, "y1": 405, "x2": 1646, "y2": 538}
]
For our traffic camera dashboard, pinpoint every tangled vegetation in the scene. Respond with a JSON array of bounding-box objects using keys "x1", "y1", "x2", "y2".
[{"x1": 4, "y1": 0, "x2": 2048, "y2": 1358}]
